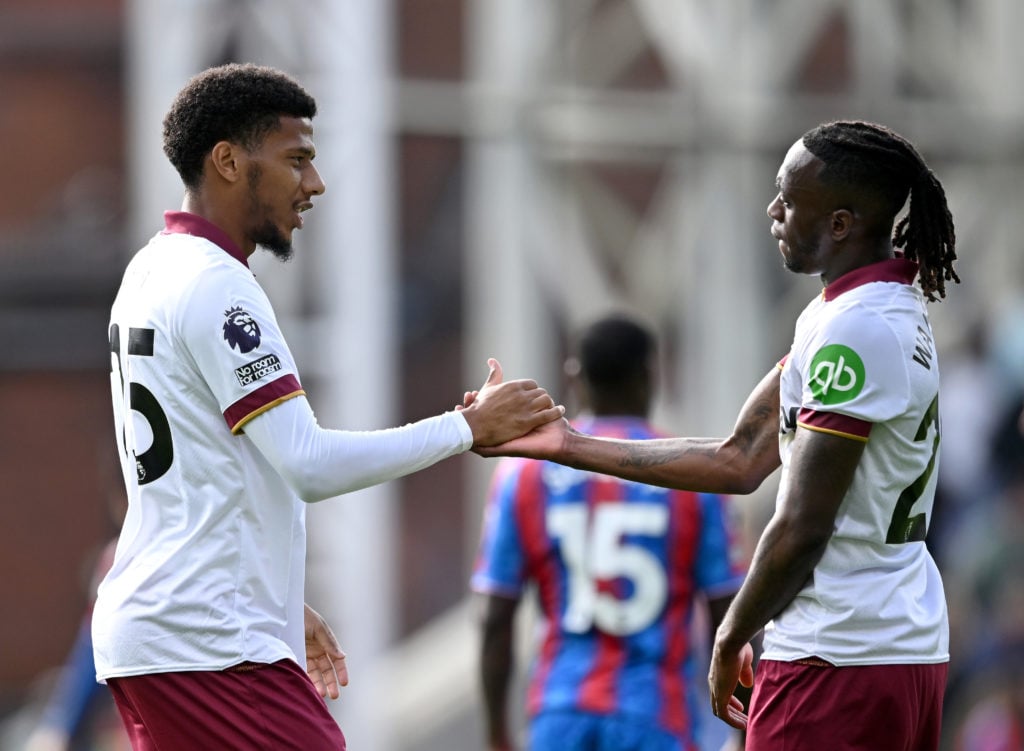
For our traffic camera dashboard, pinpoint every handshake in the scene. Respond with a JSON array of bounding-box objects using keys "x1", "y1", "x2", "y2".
[{"x1": 456, "y1": 358, "x2": 569, "y2": 456}]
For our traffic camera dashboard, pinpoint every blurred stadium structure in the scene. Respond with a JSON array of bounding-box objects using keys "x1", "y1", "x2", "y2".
[{"x1": 2, "y1": 1, "x2": 1024, "y2": 749}]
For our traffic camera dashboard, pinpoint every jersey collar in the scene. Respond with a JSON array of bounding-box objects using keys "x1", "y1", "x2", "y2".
[
  {"x1": 163, "y1": 211, "x2": 249, "y2": 268},
  {"x1": 822, "y1": 257, "x2": 918, "y2": 302}
]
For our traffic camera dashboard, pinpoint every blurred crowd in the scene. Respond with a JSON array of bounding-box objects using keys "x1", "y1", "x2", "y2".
[{"x1": 932, "y1": 302, "x2": 1024, "y2": 751}]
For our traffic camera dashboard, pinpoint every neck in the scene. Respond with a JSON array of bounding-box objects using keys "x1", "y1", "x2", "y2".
[
  {"x1": 181, "y1": 194, "x2": 254, "y2": 257},
  {"x1": 821, "y1": 240, "x2": 893, "y2": 287}
]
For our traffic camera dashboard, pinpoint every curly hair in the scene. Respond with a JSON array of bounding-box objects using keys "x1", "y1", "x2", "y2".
[
  {"x1": 163, "y1": 63, "x2": 317, "y2": 191},
  {"x1": 802, "y1": 120, "x2": 960, "y2": 302}
]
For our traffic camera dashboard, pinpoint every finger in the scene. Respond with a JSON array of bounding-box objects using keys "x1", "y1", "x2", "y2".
[
  {"x1": 524, "y1": 405, "x2": 566, "y2": 430},
  {"x1": 481, "y1": 358, "x2": 503, "y2": 388},
  {"x1": 503, "y1": 378, "x2": 539, "y2": 391},
  {"x1": 314, "y1": 635, "x2": 342, "y2": 661},
  {"x1": 710, "y1": 698, "x2": 747, "y2": 730},
  {"x1": 334, "y1": 653, "x2": 349, "y2": 687},
  {"x1": 530, "y1": 392, "x2": 556, "y2": 411},
  {"x1": 321, "y1": 666, "x2": 339, "y2": 699},
  {"x1": 313, "y1": 621, "x2": 344, "y2": 658},
  {"x1": 311, "y1": 651, "x2": 344, "y2": 696},
  {"x1": 307, "y1": 661, "x2": 329, "y2": 698},
  {"x1": 724, "y1": 696, "x2": 748, "y2": 729}
]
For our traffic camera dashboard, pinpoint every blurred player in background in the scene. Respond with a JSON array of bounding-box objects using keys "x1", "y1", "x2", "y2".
[
  {"x1": 24, "y1": 467, "x2": 129, "y2": 751},
  {"x1": 23, "y1": 539, "x2": 128, "y2": 751},
  {"x1": 471, "y1": 313, "x2": 748, "y2": 751},
  {"x1": 477, "y1": 120, "x2": 960, "y2": 750},
  {"x1": 96, "y1": 63, "x2": 562, "y2": 750}
]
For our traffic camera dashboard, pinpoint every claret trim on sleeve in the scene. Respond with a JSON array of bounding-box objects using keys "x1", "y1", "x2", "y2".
[{"x1": 797, "y1": 406, "x2": 871, "y2": 442}]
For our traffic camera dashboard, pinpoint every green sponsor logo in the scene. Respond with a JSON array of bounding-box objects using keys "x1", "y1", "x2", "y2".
[{"x1": 808, "y1": 344, "x2": 865, "y2": 405}]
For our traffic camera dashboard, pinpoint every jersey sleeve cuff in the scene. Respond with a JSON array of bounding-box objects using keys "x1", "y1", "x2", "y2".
[
  {"x1": 797, "y1": 407, "x2": 872, "y2": 442},
  {"x1": 224, "y1": 375, "x2": 305, "y2": 434},
  {"x1": 449, "y1": 409, "x2": 475, "y2": 452},
  {"x1": 470, "y1": 574, "x2": 523, "y2": 600}
]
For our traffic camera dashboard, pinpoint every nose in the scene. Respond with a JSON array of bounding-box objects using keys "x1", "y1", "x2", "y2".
[
  {"x1": 306, "y1": 164, "x2": 326, "y2": 197},
  {"x1": 766, "y1": 194, "x2": 783, "y2": 221}
]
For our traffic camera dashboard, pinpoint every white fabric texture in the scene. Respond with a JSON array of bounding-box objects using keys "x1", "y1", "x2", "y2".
[
  {"x1": 244, "y1": 396, "x2": 473, "y2": 503},
  {"x1": 765, "y1": 268, "x2": 949, "y2": 666}
]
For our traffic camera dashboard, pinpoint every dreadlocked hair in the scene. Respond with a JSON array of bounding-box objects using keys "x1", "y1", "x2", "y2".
[{"x1": 803, "y1": 120, "x2": 960, "y2": 302}]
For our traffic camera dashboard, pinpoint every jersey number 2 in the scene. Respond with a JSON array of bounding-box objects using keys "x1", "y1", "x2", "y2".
[
  {"x1": 886, "y1": 394, "x2": 939, "y2": 544},
  {"x1": 547, "y1": 503, "x2": 669, "y2": 636},
  {"x1": 109, "y1": 324, "x2": 173, "y2": 485}
]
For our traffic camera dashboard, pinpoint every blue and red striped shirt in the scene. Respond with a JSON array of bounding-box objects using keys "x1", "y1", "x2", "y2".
[{"x1": 471, "y1": 416, "x2": 746, "y2": 741}]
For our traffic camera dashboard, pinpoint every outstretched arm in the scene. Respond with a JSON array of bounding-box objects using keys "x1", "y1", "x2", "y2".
[
  {"x1": 245, "y1": 359, "x2": 563, "y2": 503},
  {"x1": 478, "y1": 365, "x2": 783, "y2": 496}
]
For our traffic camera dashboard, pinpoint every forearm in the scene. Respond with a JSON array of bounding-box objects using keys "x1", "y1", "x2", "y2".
[
  {"x1": 709, "y1": 595, "x2": 757, "y2": 712},
  {"x1": 716, "y1": 428, "x2": 864, "y2": 650},
  {"x1": 558, "y1": 366, "x2": 781, "y2": 495},
  {"x1": 246, "y1": 396, "x2": 473, "y2": 502},
  {"x1": 558, "y1": 433, "x2": 738, "y2": 492},
  {"x1": 480, "y1": 627, "x2": 514, "y2": 750},
  {"x1": 715, "y1": 514, "x2": 829, "y2": 650}
]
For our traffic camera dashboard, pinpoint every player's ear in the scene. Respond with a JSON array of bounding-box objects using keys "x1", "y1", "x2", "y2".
[
  {"x1": 210, "y1": 141, "x2": 242, "y2": 183},
  {"x1": 830, "y1": 208, "x2": 853, "y2": 241}
]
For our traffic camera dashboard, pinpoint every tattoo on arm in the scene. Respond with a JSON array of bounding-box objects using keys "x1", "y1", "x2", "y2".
[
  {"x1": 616, "y1": 440, "x2": 719, "y2": 469},
  {"x1": 732, "y1": 396, "x2": 777, "y2": 455}
]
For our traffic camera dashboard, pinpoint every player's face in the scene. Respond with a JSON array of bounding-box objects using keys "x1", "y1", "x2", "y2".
[
  {"x1": 767, "y1": 140, "x2": 834, "y2": 276},
  {"x1": 244, "y1": 116, "x2": 325, "y2": 261}
]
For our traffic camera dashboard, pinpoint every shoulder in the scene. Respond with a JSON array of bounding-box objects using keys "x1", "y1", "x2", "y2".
[{"x1": 797, "y1": 288, "x2": 911, "y2": 369}]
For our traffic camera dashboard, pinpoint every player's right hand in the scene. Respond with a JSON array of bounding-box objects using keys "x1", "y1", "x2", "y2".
[{"x1": 460, "y1": 359, "x2": 564, "y2": 448}]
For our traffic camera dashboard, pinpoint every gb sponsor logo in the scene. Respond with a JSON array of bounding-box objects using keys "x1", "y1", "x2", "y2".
[{"x1": 808, "y1": 344, "x2": 865, "y2": 406}]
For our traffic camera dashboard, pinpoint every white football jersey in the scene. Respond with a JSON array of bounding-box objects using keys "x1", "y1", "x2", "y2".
[
  {"x1": 94, "y1": 212, "x2": 308, "y2": 679},
  {"x1": 766, "y1": 258, "x2": 949, "y2": 665}
]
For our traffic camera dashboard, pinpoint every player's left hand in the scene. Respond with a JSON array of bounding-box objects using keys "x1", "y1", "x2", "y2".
[
  {"x1": 304, "y1": 603, "x2": 349, "y2": 700},
  {"x1": 709, "y1": 641, "x2": 754, "y2": 729}
]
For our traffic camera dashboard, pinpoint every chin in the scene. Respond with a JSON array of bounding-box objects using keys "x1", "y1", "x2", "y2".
[
  {"x1": 257, "y1": 238, "x2": 294, "y2": 262},
  {"x1": 252, "y1": 222, "x2": 294, "y2": 261}
]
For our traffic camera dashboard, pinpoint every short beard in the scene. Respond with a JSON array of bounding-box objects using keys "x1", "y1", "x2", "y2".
[
  {"x1": 781, "y1": 238, "x2": 820, "y2": 275},
  {"x1": 247, "y1": 163, "x2": 294, "y2": 262},
  {"x1": 254, "y1": 222, "x2": 294, "y2": 262}
]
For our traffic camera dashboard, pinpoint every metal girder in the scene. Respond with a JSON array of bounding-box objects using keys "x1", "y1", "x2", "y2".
[{"x1": 455, "y1": 0, "x2": 1024, "y2": 425}]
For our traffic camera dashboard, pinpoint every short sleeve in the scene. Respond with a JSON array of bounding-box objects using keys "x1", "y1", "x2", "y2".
[
  {"x1": 798, "y1": 303, "x2": 911, "y2": 424},
  {"x1": 470, "y1": 458, "x2": 531, "y2": 599},
  {"x1": 179, "y1": 263, "x2": 304, "y2": 433}
]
